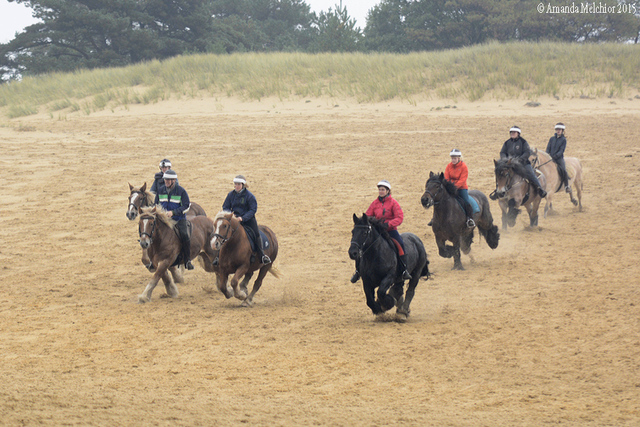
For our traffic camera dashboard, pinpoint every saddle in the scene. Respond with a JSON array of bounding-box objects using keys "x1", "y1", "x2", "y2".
[{"x1": 243, "y1": 225, "x2": 270, "y2": 253}]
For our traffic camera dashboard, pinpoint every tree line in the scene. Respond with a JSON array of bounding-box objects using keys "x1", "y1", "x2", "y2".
[{"x1": 2, "y1": 0, "x2": 639, "y2": 80}]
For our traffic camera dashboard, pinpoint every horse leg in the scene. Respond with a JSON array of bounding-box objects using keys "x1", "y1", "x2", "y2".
[
  {"x1": 141, "y1": 248, "x2": 155, "y2": 272},
  {"x1": 229, "y1": 266, "x2": 250, "y2": 301},
  {"x1": 525, "y1": 202, "x2": 539, "y2": 227},
  {"x1": 169, "y1": 265, "x2": 184, "y2": 284},
  {"x1": 396, "y1": 275, "x2": 420, "y2": 322},
  {"x1": 242, "y1": 268, "x2": 268, "y2": 308},
  {"x1": 239, "y1": 271, "x2": 254, "y2": 301},
  {"x1": 215, "y1": 272, "x2": 233, "y2": 299},
  {"x1": 161, "y1": 268, "x2": 179, "y2": 298},
  {"x1": 362, "y1": 281, "x2": 382, "y2": 315},
  {"x1": 499, "y1": 201, "x2": 509, "y2": 231},
  {"x1": 138, "y1": 261, "x2": 171, "y2": 303},
  {"x1": 452, "y1": 244, "x2": 464, "y2": 270},
  {"x1": 376, "y1": 272, "x2": 397, "y2": 313}
]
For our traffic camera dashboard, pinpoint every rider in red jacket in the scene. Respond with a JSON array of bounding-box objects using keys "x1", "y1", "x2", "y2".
[{"x1": 351, "y1": 180, "x2": 412, "y2": 283}]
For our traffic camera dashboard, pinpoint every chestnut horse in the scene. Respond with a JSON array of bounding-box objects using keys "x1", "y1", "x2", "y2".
[
  {"x1": 493, "y1": 157, "x2": 547, "y2": 229},
  {"x1": 127, "y1": 183, "x2": 207, "y2": 271},
  {"x1": 210, "y1": 211, "x2": 280, "y2": 307},
  {"x1": 530, "y1": 149, "x2": 583, "y2": 216},
  {"x1": 137, "y1": 206, "x2": 218, "y2": 303},
  {"x1": 421, "y1": 172, "x2": 500, "y2": 270}
]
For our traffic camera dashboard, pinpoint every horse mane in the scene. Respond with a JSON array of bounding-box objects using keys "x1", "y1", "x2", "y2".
[
  {"x1": 367, "y1": 216, "x2": 396, "y2": 249},
  {"x1": 495, "y1": 157, "x2": 529, "y2": 178},
  {"x1": 214, "y1": 210, "x2": 234, "y2": 223},
  {"x1": 140, "y1": 205, "x2": 176, "y2": 228},
  {"x1": 429, "y1": 173, "x2": 459, "y2": 196}
]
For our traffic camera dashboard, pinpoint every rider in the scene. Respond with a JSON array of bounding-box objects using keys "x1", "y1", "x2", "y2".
[
  {"x1": 154, "y1": 169, "x2": 194, "y2": 270},
  {"x1": 215, "y1": 175, "x2": 271, "y2": 265},
  {"x1": 444, "y1": 149, "x2": 480, "y2": 228},
  {"x1": 499, "y1": 126, "x2": 547, "y2": 198},
  {"x1": 350, "y1": 180, "x2": 412, "y2": 283},
  {"x1": 151, "y1": 159, "x2": 175, "y2": 194},
  {"x1": 546, "y1": 122, "x2": 571, "y2": 193}
]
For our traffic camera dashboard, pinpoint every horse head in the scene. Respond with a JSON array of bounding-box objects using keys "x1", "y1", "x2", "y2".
[
  {"x1": 127, "y1": 182, "x2": 148, "y2": 221},
  {"x1": 211, "y1": 211, "x2": 237, "y2": 251},
  {"x1": 421, "y1": 172, "x2": 445, "y2": 209},
  {"x1": 138, "y1": 205, "x2": 157, "y2": 248},
  {"x1": 494, "y1": 158, "x2": 527, "y2": 199},
  {"x1": 349, "y1": 213, "x2": 372, "y2": 260}
]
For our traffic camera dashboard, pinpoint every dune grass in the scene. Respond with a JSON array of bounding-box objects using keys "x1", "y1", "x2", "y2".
[{"x1": 1, "y1": 41, "x2": 639, "y2": 118}]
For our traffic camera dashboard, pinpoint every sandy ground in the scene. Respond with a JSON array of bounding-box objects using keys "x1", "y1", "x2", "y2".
[{"x1": 1, "y1": 95, "x2": 639, "y2": 426}]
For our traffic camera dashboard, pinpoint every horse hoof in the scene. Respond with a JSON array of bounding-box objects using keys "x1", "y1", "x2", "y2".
[
  {"x1": 395, "y1": 313, "x2": 408, "y2": 323},
  {"x1": 138, "y1": 295, "x2": 149, "y2": 304},
  {"x1": 240, "y1": 299, "x2": 253, "y2": 308}
]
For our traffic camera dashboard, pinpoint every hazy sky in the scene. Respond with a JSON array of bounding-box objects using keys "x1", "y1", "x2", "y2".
[{"x1": 0, "y1": 0, "x2": 379, "y2": 44}]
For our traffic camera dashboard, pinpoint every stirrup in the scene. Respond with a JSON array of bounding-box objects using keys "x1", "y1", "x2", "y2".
[
  {"x1": 261, "y1": 255, "x2": 272, "y2": 265},
  {"x1": 212, "y1": 257, "x2": 219, "y2": 266},
  {"x1": 466, "y1": 218, "x2": 476, "y2": 228},
  {"x1": 350, "y1": 271, "x2": 360, "y2": 283},
  {"x1": 538, "y1": 188, "x2": 547, "y2": 198},
  {"x1": 565, "y1": 185, "x2": 571, "y2": 193},
  {"x1": 402, "y1": 270, "x2": 412, "y2": 280},
  {"x1": 427, "y1": 219, "x2": 433, "y2": 226},
  {"x1": 185, "y1": 261, "x2": 194, "y2": 270}
]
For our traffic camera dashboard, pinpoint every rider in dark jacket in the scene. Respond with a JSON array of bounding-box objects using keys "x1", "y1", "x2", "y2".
[
  {"x1": 215, "y1": 175, "x2": 271, "y2": 265},
  {"x1": 546, "y1": 123, "x2": 570, "y2": 192},
  {"x1": 154, "y1": 169, "x2": 194, "y2": 270},
  {"x1": 151, "y1": 159, "x2": 176, "y2": 194},
  {"x1": 499, "y1": 126, "x2": 547, "y2": 198}
]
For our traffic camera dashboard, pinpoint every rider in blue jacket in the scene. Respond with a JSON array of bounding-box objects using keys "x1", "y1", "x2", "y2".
[
  {"x1": 154, "y1": 169, "x2": 194, "y2": 270},
  {"x1": 214, "y1": 175, "x2": 271, "y2": 265}
]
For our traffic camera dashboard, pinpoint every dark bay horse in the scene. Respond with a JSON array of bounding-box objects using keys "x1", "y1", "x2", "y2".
[
  {"x1": 210, "y1": 211, "x2": 280, "y2": 307},
  {"x1": 530, "y1": 149, "x2": 583, "y2": 216},
  {"x1": 348, "y1": 213, "x2": 430, "y2": 322},
  {"x1": 127, "y1": 182, "x2": 207, "y2": 221},
  {"x1": 137, "y1": 206, "x2": 218, "y2": 303},
  {"x1": 493, "y1": 157, "x2": 546, "y2": 229},
  {"x1": 421, "y1": 172, "x2": 500, "y2": 270}
]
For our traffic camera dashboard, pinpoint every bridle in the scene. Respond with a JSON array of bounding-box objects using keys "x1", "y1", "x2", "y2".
[
  {"x1": 212, "y1": 217, "x2": 237, "y2": 247},
  {"x1": 138, "y1": 214, "x2": 157, "y2": 244},
  {"x1": 129, "y1": 191, "x2": 149, "y2": 213},
  {"x1": 350, "y1": 224, "x2": 380, "y2": 257},
  {"x1": 423, "y1": 181, "x2": 444, "y2": 206},
  {"x1": 531, "y1": 153, "x2": 553, "y2": 169}
]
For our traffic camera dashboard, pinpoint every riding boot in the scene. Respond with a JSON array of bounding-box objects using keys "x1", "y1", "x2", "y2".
[
  {"x1": 400, "y1": 254, "x2": 412, "y2": 280},
  {"x1": 464, "y1": 203, "x2": 476, "y2": 228},
  {"x1": 350, "y1": 270, "x2": 360, "y2": 283},
  {"x1": 212, "y1": 257, "x2": 219, "y2": 267},
  {"x1": 183, "y1": 240, "x2": 194, "y2": 270},
  {"x1": 427, "y1": 219, "x2": 433, "y2": 227},
  {"x1": 538, "y1": 187, "x2": 547, "y2": 198},
  {"x1": 256, "y1": 236, "x2": 271, "y2": 265}
]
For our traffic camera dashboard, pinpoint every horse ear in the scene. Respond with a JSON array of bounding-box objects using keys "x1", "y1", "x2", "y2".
[
  {"x1": 129, "y1": 182, "x2": 133, "y2": 191},
  {"x1": 439, "y1": 172, "x2": 445, "y2": 179},
  {"x1": 362, "y1": 213, "x2": 368, "y2": 222},
  {"x1": 493, "y1": 159, "x2": 497, "y2": 166},
  {"x1": 141, "y1": 182, "x2": 147, "y2": 192},
  {"x1": 151, "y1": 206, "x2": 156, "y2": 213},
  {"x1": 353, "y1": 213, "x2": 358, "y2": 224},
  {"x1": 429, "y1": 171, "x2": 434, "y2": 178}
]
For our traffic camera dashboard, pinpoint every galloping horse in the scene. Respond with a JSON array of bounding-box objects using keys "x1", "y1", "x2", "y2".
[
  {"x1": 421, "y1": 172, "x2": 500, "y2": 270},
  {"x1": 128, "y1": 183, "x2": 207, "y2": 271},
  {"x1": 137, "y1": 206, "x2": 217, "y2": 303},
  {"x1": 530, "y1": 149, "x2": 583, "y2": 216},
  {"x1": 348, "y1": 213, "x2": 430, "y2": 322},
  {"x1": 210, "y1": 211, "x2": 280, "y2": 307},
  {"x1": 127, "y1": 182, "x2": 207, "y2": 221},
  {"x1": 493, "y1": 157, "x2": 547, "y2": 229}
]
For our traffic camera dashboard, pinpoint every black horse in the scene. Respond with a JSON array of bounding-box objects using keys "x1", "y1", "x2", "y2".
[
  {"x1": 348, "y1": 213, "x2": 430, "y2": 322},
  {"x1": 421, "y1": 172, "x2": 500, "y2": 270}
]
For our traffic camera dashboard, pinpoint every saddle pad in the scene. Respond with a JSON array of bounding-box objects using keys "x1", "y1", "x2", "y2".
[{"x1": 243, "y1": 226, "x2": 270, "y2": 253}]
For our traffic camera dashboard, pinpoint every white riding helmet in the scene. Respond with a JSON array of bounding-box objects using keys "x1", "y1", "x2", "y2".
[
  {"x1": 159, "y1": 159, "x2": 172, "y2": 168},
  {"x1": 510, "y1": 126, "x2": 521, "y2": 134},
  {"x1": 233, "y1": 175, "x2": 247, "y2": 185},
  {"x1": 163, "y1": 169, "x2": 178, "y2": 180},
  {"x1": 377, "y1": 180, "x2": 391, "y2": 190},
  {"x1": 450, "y1": 148, "x2": 462, "y2": 157},
  {"x1": 555, "y1": 122, "x2": 565, "y2": 130}
]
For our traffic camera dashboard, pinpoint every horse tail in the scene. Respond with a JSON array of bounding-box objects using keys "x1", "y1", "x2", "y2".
[
  {"x1": 420, "y1": 258, "x2": 431, "y2": 279},
  {"x1": 268, "y1": 263, "x2": 282, "y2": 279}
]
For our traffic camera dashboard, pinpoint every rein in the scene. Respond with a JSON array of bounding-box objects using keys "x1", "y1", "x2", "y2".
[
  {"x1": 212, "y1": 217, "x2": 237, "y2": 246},
  {"x1": 532, "y1": 155, "x2": 553, "y2": 169},
  {"x1": 350, "y1": 224, "x2": 381, "y2": 257},
  {"x1": 424, "y1": 182, "x2": 444, "y2": 205},
  {"x1": 129, "y1": 191, "x2": 150, "y2": 212}
]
